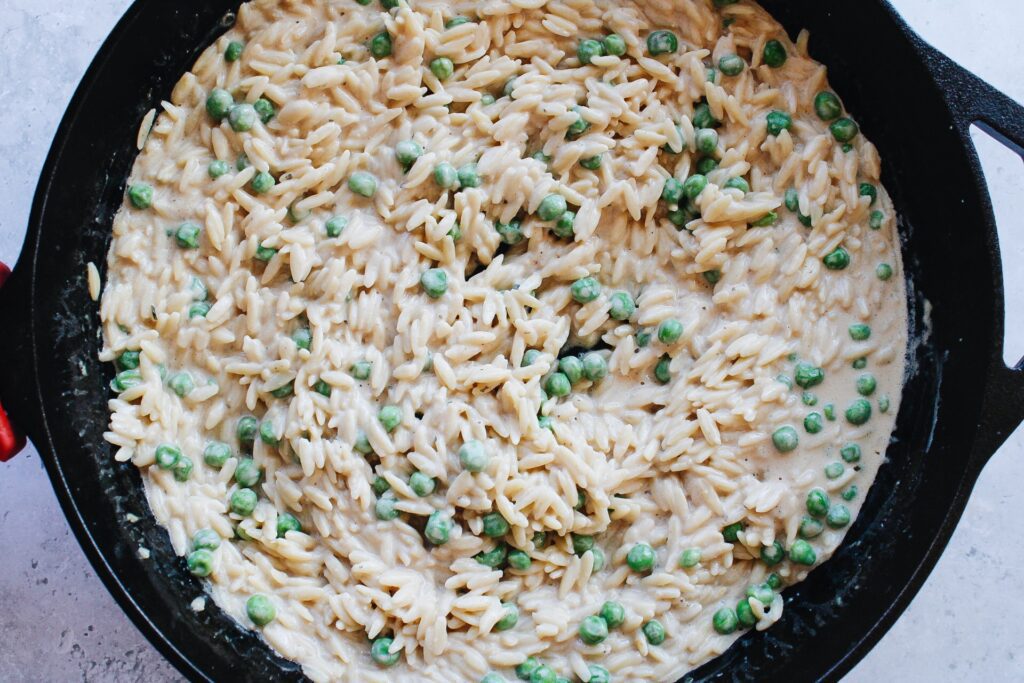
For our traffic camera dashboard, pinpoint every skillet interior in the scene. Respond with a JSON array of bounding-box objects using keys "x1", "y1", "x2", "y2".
[{"x1": 2, "y1": 0, "x2": 1005, "y2": 680}]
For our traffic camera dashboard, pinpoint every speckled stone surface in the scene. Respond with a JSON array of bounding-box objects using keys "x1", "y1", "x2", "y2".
[{"x1": 1, "y1": 1, "x2": 1023, "y2": 681}]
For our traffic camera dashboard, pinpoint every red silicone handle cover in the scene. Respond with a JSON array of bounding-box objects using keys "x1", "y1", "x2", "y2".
[{"x1": 0, "y1": 261, "x2": 26, "y2": 462}]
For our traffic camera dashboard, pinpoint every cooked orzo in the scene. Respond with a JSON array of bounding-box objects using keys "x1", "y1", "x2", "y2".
[{"x1": 100, "y1": 0, "x2": 907, "y2": 680}]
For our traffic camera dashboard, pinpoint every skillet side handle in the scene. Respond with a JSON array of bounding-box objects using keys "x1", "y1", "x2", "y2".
[
  {"x1": 920, "y1": 43, "x2": 1024, "y2": 459},
  {"x1": 0, "y1": 262, "x2": 27, "y2": 461}
]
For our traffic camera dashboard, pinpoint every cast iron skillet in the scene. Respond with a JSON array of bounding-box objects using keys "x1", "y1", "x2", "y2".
[{"x1": 2, "y1": 0, "x2": 1024, "y2": 680}]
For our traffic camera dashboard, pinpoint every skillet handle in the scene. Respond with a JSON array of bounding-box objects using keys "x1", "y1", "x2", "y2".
[
  {"x1": 0, "y1": 261, "x2": 27, "y2": 462},
  {"x1": 919, "y1": 44, "x2": 1024, "y2": 460}
]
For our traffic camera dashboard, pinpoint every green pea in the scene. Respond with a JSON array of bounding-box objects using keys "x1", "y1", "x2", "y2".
[
  {"x1": 600, "y1": 601, "x2": 626, "y2": 629},
  {"x1": 353, "y1": 431, "x2": 373, "y2": 455},
  {"x1": 230, "y1": 488, "x2": 258, "y2": 516},
  {"x1": 503, "y1": 77, "x2": 518, "y2": 98},
  {"x1": 187, "y1": 548, "x2": 214, "y2": 577},
  {"x1": 127, "y1": 183, "x2": 153, "y2": 209},
  {"x1": 577, "y1": 39, "x2": 605, "y2": 65},
  {"x1": 823, "y1": 247, "x2": 851, "y2": 270},
  {"x1": 392, "y1": 141, "x2": 422, "y2": 172},
  {"x1": 588, "y1": 547, "x2": 606, "y2": 571},
  {"x1": 507, "y1": 548, "x2": 532, "y2": 570},
  {"x1": 702, "y1": 269, "x2": 722, "y2": 285},
  {"x1": 581, "y1": 351, "x2": 607, "y2": 381},
  {"x1": 692, "y1": 101, "x2": 718, "y2": 129},
  {"x1": 237, "y1": 416, "x2": 258, "y2": 448},
  {"x1": 537, "y1": 194, "x2": 568, "y2": 221},
  {"x1": 724, "y1": 177, "x2": 750, "y2": 193},
  {"x1": 272, "y1": 512, "x2": 301, "y2": 537},
  {"x1": 205, "y1": 88, "x2": 234, "y2": 119},
  {"x1": 207, "y1": 160, "x2": 230, "y2": 179},
  {"x1": 516, "y1": 658, "x2": 541, "y2": 680},
  {"x1": 824, "y1": 403, "x2": 836, "y2": 421},
  {"x1": 825, "y1": 461, "x2": 845, "y2": 479},
  {"x1": 420, "y1": 268, "x2": 449, "y2": 298},
  {"x1": 814, "y1": 92, "x2": 842, "y2": 121},
  {"x1": 879, "y1": 395, "x2": 891, "y2": 413},
  {"x1": 496, "y1": 602, "x2": 519, "y2": 631},
  {"x1": 804, "y1": 412, "x2": 823, "y2": 434},
  {"x1": 154, "y1": 443, "x2": 181, "y2": 470},
  {"x1": 784, "y1": 188, "x2": 800, "y2": 213},
  {"x1": 713, "y1": 607, "x2": 738, "y2": 634},
  {"x1": 762, "y1": 39, "x2": 787, "y2": 68},
  {"x1": 662, "y1": 177, "x2": 684, "y2": 206},
  {"x1": 235, "y1": 153, "x2": 251, "y2": 171},
  {"x1": 291, "y1": 327, "x2": 312, "y2": 352},
  {"x1": 570, "y1": 276, "x2": 600, "y2": 303},
  {"x1": 827, "y1": 503, "x2": 851, "y2": 528},
  {"x1": 372, "y1": 475, "x2": 391, "y2": 497},
  {"x1": 856, "y1": 373, "x2": 877, "y2": 396},
  {"x1": 695, "y1": 128, "x2": 719, "y2": 155},
  {"x1": 858, "y1": 183, "x2": 879, "y2": 207},
  {"x1": 586, "y1": 665, "x2": 611, "y2": 683},
  {"x1": 657, "y1": 318, "x2": 683, "y2": 344},
  {"x1": 642, "y1": 619, "x2": 666, "y2": 645},
  {"x1": 603, "y1": 34, "x2": 626, "y2": 56},
  {"x1": 830, "y1": 117, "x2": 859, "y2": 143},
  {"x1": 869, "y1": 210, "x2": 884, "y2": 230},
  {"x1": 234, "y1": 458, "x2": 262, "y2": 487},
  {"x1": 567, "y1": 109, "x2": 591, "y2": 139},
  {"x1": 370, "y1": 31, "x2": 392, "y2": 58},
  {"x1": 193, "y1": 529, "x2": 221, "y2": 551},
  {"x1": 175, "y1": 222, "x2": 201, "y2": 249},
  {"x1": 270, "y1": 380, "x2": 293, "y2": 398},
  {"x1": 679, "y1": 547, "x2": 701, "y2": 567},
  {"x1": 167, "y1": 453, "x2": 191, "y2": 480},
  {"x1": 433, "y1": 162, "x2": 459, "y2": 190},
  {"x1": 799, "y1": 515, "x2": 824, "y2": 539},
  {"x1": 580, "y1": 155, "x2": 602, "y2": 170},
  {"x1": 842, "y1": 485, "x2": 859, "y2": 501},
  {"x1": 579, "y1": 614, "x2": 609, "y2": 644},
  {"x1": 654, "y1": 354, "x2": 672, "y2": 384},
  {"x1": 789, "y1": 539, "x2": 817, "y2": 565},
  {"x1": 722, "y1": 521, "x2": 745, "y2": 542},
  {"x1": 845, "y1": 398, "x2": 872, "y2": 425},
  {"x1": 555, "y1": 356, "x2": 582, "y2": 385},
  {"x1": 482, "y1": 512, "x2": 510, "y2": 538},
  {"x1": 496, "y1": 219, "x2": 523, "y2": 245},
  {"x1": 772, "y1": 425, "x2": 799, "y2": 453},
  {"x1": 627, "y1": 542, "x2": 656, "y2": 572},
  {"x1": 718, "y1": 53, "x2": 745, "y2": 76},
  {"x1": 254, "y1": 244, "x2": 277, "y2": 262},
  {"x1": 222, "y1": 39, "x2": 244, "y2": 61},
  {"x1": 802, "y1": 391, "x2": 818, "y2": 406},
  {"x1": 732, "y1": 599, "x2": 760, "y2": 630},
  {"x1": 521, "y1": 349, "x2": 541, "y2": 367},
  {"x1": 253, "y1": 98, "x2": 276, "y2": 124},
  {"x1": 430, "y1": 56, "x2": 454, "y2": 80},
  {"x1": 777, "y1": 373, "x2": 793, "y2": 388},
  {"x1": 474, "y1": 543, "x2": 507, "y2": 568},
  {"x1": 313, "y1": 379, "x2": 331, "y2": 397},
  {"x1": 607, "y1": 291, "x2": 635, "y2": 321},
  {"x1": 755, "y1": 541, "x2": 784, "y2": 568},
  {"x1": 545, "y1": 372, "x2": 571, "y2": 397},
  {"x1": 806, "y1": 488, "x2": 829, "y2": 517},
  {"x1": 838, "y1": 443, "x2": 861, "y2": 463},
  {"x1": 117, "y1": 350, "x2": 141, "y2": 370},
  {"x1": 458, "y1": 163, "x2": 481, "y2": 188},
  {"x1": 852, "y1": 357, "x2": 867, "y2": 369},
  {"x1": 378, "y1": 405, "x2": 401, "y2": 432},
  {"x1": 445, "y1": 16, "x2": 471, "y2": 28},
  {"x1": 375, "y1": 493, "x2": 399, "y2": 520},
  {"x1": 571, "y1": 533, "x2": 594, "y2": 555},
  {"x1": 447, "y1": 224, "x2": 462, "y2": 241},
  {"x1": 228, "y1": 103, "x2": 257, "y2": 132},
  {"x1": 766, "y1": 110, "x2": 792, "y2": 136},
  {"x1": 553, "y1": 210, "x2": 575, "y2": 238},
  {"x1": 424, "y1": 510, "x2": 451, "y2": 545},
  {"x1": 370, "y1": 636, "x2": 400, "y2": 667},
  {"x1": 876, "y1": 263, "x2": 893, "y2": 280},
  {"x1": 635, "y1": 330, "x2": 652, "y2": 347},
  {"x1": 348, "y1": 171, "x2": 377, "y2": 198},
  {"x1": 682, "y1": 174, "x2": 708, "y2": 200},
  {"x1": 662, "y1": 123, "x2": 685, "y2": 154},
  {"x1": 530, "y1": 665, "x2": 557, "y2": 683},
  {"x1": 646, "y1": 30, "x2": 678, "y2": 56},
  {"x1": 168, "y1": 372, "x2": 194, "y2": 397},
  {"x1": 848, "y1": 323, "x2": 871, "y2": 341},
  {"x1": 350, "y1": 360, "x2": 372, "y2": 380},
  {"x1": 459, "y1": 440, "x2": 489, "y2": 472}
]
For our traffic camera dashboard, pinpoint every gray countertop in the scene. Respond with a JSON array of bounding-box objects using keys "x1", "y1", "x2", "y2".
[{"x1": 2, "y1": 1, "x2": 1023, "y2": 680}]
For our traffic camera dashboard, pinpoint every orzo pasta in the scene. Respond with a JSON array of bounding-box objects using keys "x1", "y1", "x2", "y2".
[{"x1": 100, "y1": 0, "x2": 906, "y2": 680}]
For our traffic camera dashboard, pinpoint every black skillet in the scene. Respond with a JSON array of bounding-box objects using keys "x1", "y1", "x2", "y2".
[{"x1": 2, "y1": 0, "x2": 1023, "y2": 680}]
